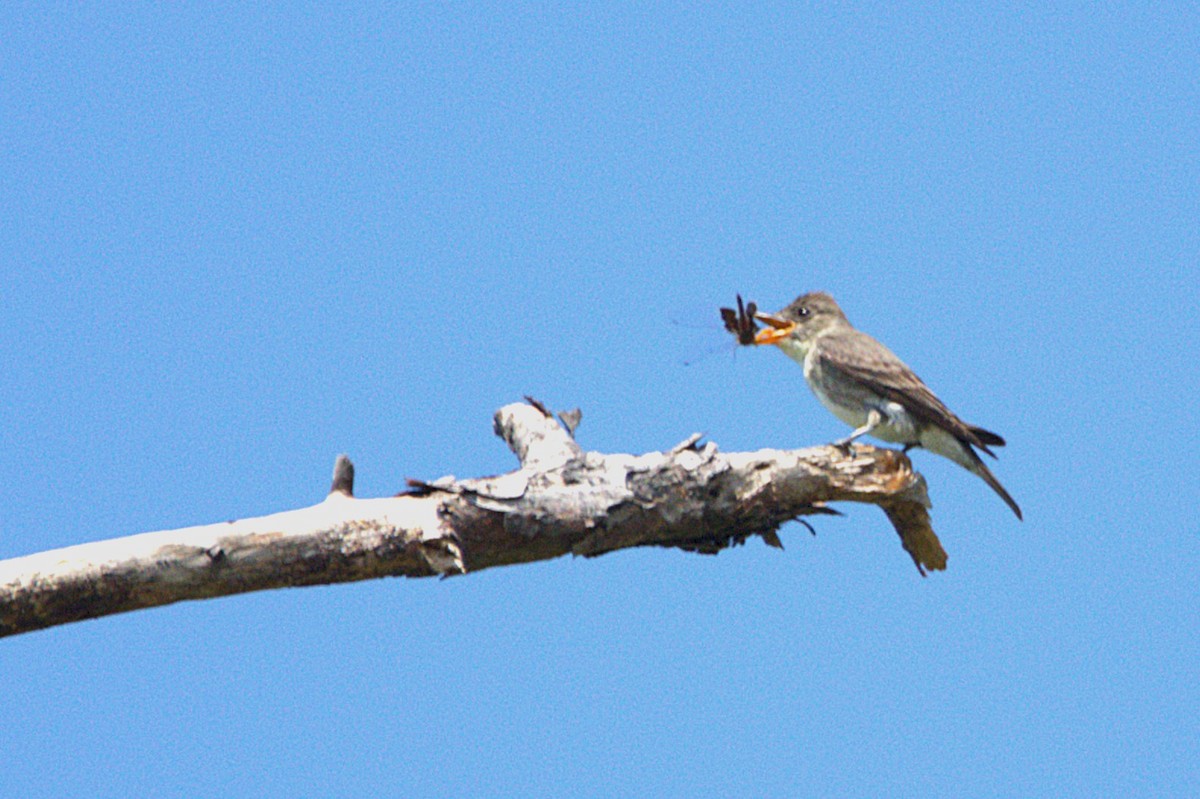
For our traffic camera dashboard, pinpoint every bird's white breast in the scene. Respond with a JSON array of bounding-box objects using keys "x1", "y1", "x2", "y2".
[
  {"x1": 801, "y1": 345, "x2": 869, "y2": 429},
  {"x1": 787, "y1": 335, "x2": 918, "y2": 444},
  {"x1": 775, "y1": 337, "x2": 860, "y2": 424}
]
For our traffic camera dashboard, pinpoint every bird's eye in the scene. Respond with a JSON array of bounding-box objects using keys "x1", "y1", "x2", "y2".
[{"x1": 797, "y1": 306, "x2": 809, "y2": 317}]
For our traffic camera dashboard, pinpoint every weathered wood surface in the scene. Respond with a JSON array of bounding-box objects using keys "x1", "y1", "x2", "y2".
[{"x1": 0, "y1": 400, "x2": 942, "y2": 638}]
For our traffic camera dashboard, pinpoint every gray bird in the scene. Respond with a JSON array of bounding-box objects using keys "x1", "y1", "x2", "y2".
[{"x1": 752, "y1": 292, "x2": 1022, "y2": 520}]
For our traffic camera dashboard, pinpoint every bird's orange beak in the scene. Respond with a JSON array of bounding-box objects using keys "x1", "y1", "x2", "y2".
[{"x1": 752, "y1": 312, "x2": 795, "y2": 345}]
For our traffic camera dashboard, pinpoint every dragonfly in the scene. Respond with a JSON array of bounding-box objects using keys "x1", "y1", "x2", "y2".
[
  {"x1": 678, "y1": 293, "x2": 771, "y2": 366},
  {"x1": 719, "y1": 294, "x2": 760, "y2": 346}
]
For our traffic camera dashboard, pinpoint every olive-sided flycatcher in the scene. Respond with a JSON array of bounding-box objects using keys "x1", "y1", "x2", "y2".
[{"x1": 752, "y1": 292, "x2": 1022, "y2": 519}]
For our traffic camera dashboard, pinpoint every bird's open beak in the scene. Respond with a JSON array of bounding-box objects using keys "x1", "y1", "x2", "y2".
[{"x1": 752, "y1": 312, "x2": 795, "y2": 345}]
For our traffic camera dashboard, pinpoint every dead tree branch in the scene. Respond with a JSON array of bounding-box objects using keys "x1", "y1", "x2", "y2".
[{"x1": 0, "y1": 399, "x2": 943, "y2": 638}]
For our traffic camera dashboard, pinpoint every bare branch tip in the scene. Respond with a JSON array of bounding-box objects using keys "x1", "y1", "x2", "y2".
[
  {"x1": 330, "y1": 454, "x2": 355, "y2": 497},
  {"x1": 761, "y1": 530, "x2": 785, "y2": 549},
  {"x1": 557, "y1": 408, "x2": 582, "y2": 437},
  {"x1": 669, "y1": 432, "x2": 705, "y2": 454},
  {"x1": 400, "y1": 477, "x2": 461, "y2": 497},
  {"x1": 523, "y1": 395, "x2": 552, "y2": 417}
]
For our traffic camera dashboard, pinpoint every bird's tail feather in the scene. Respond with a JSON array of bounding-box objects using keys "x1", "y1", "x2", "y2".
[
  {"x1": 966, "y1": 450, "x2": 1023, "y2": 520},
  {"x1": 968, "y1": 425, "x2": 1006, "y2": 449},
  {"x1": 920, "y1": 427, "x2": 1022, "y2": 520}
]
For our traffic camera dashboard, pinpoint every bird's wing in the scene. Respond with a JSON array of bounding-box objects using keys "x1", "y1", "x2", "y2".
[{"x1": 815, "y1": 329, "x2": 996, "y2": 455}]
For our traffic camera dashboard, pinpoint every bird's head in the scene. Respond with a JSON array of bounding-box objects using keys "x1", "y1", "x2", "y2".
[{"x1": 753, "y1": 291, "x2": 848, "y2": 349}]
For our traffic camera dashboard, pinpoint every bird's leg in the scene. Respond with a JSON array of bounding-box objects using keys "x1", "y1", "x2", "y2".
[{"x1": 834, "y1": 409, "x2": 882, "y2": 452}]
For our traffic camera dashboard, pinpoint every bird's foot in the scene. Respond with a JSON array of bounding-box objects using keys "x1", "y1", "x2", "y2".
[{"x1": 832, "y1": 436, "x2": 857, "y2": 455}]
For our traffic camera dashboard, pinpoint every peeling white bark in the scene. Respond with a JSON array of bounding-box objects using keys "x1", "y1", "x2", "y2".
[{"x1": 0, "y1": 400, "x2": 943, "y2": 638}]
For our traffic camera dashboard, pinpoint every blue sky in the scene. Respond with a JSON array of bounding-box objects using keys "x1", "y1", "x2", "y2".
[{"x1": 2, "y1": 4, "x2": 1197, "y2": 797}]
